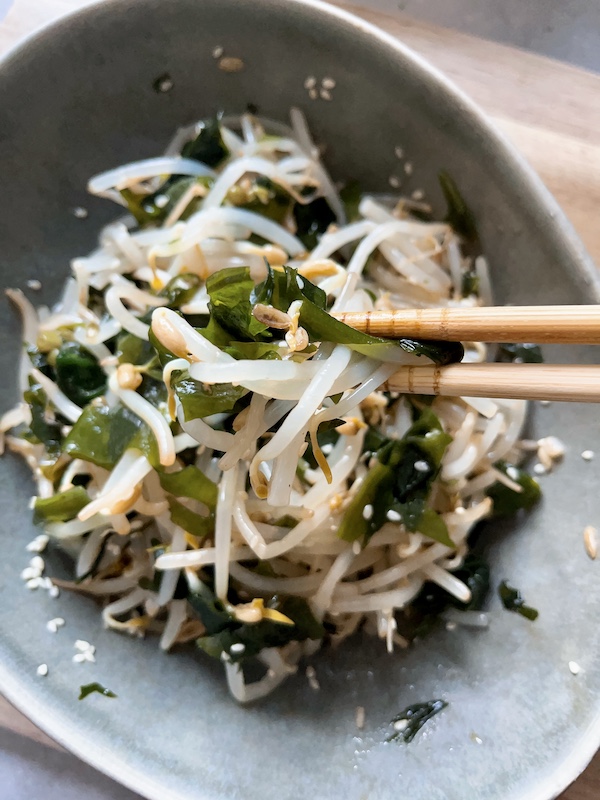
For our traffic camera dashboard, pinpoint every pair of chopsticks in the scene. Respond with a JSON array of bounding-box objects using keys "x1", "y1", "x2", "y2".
[{"x1": 332, "y1": 305, "x2": 600, "y2": 403}]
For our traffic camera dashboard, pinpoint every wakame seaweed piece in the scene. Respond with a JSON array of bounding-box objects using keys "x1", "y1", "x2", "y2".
[
  {"x1": 160, "y1": 272, "x2": 204, "y2": 308},
  {"x1": 192, "y1": 585, "x2": 325, "y2": 663},
  {"x1": 171, "y1": 372, "x2": 247, "y2": 421},
  {"x1": 339, "y1": 180, "x2": 362, "y2": 223},
  {"x1": 439, "y1": 171, "x2": 479, "y2": 244},
  {"x1": 54, "y1": 342, "x2": 107, "y2": 406},
  {"x1": 499, "y1": 580, "x2": 539, "y2": 621},
  {"x1": 253, "y1": 264, "x2": 463, "y2": 365},
  {"x1": 338, "y1": 408, "x2": 453, "y2": 545},
  {"x1": 206, "y1": 267, "x2": 271, "y2": 342},
  {"x1": 63, "y1": 403, "x2": 159, "y2": 469},
  {"x1": 79, "y1": 682, "x2": 117, "y2": 700},
  {"x1": 26, "y1": 345, "x2": 55, "y2": 380},
  {"x1": 461, "y1": 269, "x2": 479, "y2": 297},
  {"x1": 228, "y1": 175, "x2": 293, "y2": 224},
  {"x1": 497, "y1": 342, "x2": 544, "y2": 364},
  {"x1": 181, "y1": 117, "x2": 229, "y2": 167},
  {"x1": 33, "y1": 486, "x2": 90, "y2": 524},
  {"x1": 293, "y1": 195, "x2": 337, "y2": 250},
  {"x1": 22, "y1": 382, "x2": 63, "y2": 458},
  {"x1": 486, "y1": 461, "x2": 541, "y2": 517},
  {"x1": 167, "y1": 497, "x2": 214, "y2": 539},
  {"x1": 387, "y1": 700, "x2": 448, "y2": 743},
  {"x1": 159, "y1": 465, "x2": 218, "y2": 511}
]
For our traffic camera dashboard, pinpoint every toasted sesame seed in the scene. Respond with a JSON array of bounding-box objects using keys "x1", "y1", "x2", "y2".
[
  {"x1": 319, "y1": 88, "x2": 332, "y2": 101},
  {"x1": 569, "y1": 660, "x2": 581, "y2": 675},
  {"x1": 393, "y1": 719, "x2": 408, "y2": 732},
  {"x1": 355, "y1": 706, "x2": 365, "y2": 729},
  {"x1": 304, "y1": 76, "x2": 317, "y2": 89},
  {"x1": 470, "y1": 733, "x2": 483, "y2": 745},
  {"x1": 154, "y1": 194, "x2": 169, "y2": 209},
  {"x1": 322, "y1": 77, "x2": 336, "y2": 89},
  {"x1": 388, "y1": 176, "x2": 401, "y2": 189},
  {"x1": 352, "y1": 540, "x2": 362, "y2": 555},
  {"x1": 404, "y1": 162, "x2": 413, "y2": 175},
  {"x1": 72, "y1": 206, "x2": 88, "y2": 219},
  {"x1": 26, "y1": 279, "x2": 41, "y2": 291},
  {"x1": 321, "y1": 443, "x2": 334, "y2": 455},
  {"x1": 218, "y1": 56, "x2": 244, "y2": 73},
  {"x1": 386, "y1": 509, "x2": 402, "y2": 522},
  {"x1": 533, "y1": 463, "x2": 546, "y2": 475},
  {"x1": 394, "y1": 146, "x2": 404, "y2": 159},
  {"x1": 36, "y1": 664, "x2": 48, "y2": 677},
  {"x1": 446, "y1": 621, "x2": 457, "y2": 631},
  {"x1": 156, "y1": 76, "x2": 173, "y2": 93},
  {"x1": 414, "y1": 460, "x2": 429, "y2": 473},
  {"x1": 584, "y1": 526, "x2": 597, "y2": 560},
  {"x1": 230, "y1": 642, "x2": 245, "y2": 655},
  {"x1": 539, "y1": 400, "x2": 551, "y2": 407},
  {"x1": 212, "y1": 46, "x2": 224, "y2": 59},
  {"x1": 411, "y1": 189, "x2": 425, "y2": 200},
  {"x1": 362, "y1": 504, "x2": 374, "y2": 520},
  {"x1": 582, "y1": 450, "x2": 594, "y2": 461},
  {"x1": 308, "y1": 87, "x2": 318, "y2": 100}
]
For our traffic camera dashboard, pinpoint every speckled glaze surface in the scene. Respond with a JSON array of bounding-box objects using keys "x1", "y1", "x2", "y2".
[{"x1": 0, "y1": 1, "x2": 599, "y2": 799}]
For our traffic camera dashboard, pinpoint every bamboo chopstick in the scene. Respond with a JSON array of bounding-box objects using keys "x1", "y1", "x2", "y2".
[
  {"x1": 387, "y1": 363, "x2": 600, "y2": 403},
  {"x1": 333, "y1": 305, "x2": 600, "y2": 343}
]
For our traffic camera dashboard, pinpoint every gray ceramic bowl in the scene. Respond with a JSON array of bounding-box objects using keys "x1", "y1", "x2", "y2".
[{"x1": 1, "y1": 1, "x2": 600, "y2": 799}]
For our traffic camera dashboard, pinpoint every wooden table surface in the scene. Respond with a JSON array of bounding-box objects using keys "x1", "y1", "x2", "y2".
[{"x1": 0, "y1": 1, "x2": 599, "y2": 798}]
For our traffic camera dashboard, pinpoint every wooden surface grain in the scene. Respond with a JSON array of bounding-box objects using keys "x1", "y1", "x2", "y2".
[{"x1": 0, "y1": 1, "x2": 599, "y2": 797}]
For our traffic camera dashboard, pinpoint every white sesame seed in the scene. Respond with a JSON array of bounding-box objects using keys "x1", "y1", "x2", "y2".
[
  {"x1": 322, "y1": 77, "x2": 336, "y2": 89},
  {"x1": 319, "y1": 88, "x2": 332, "y2": 101},
  {"x1": 414, "y1": 460, "x2": 429, "y2": 473},
  {"x1": 154, "y1": 194, "x2": 169, "y2": 209},
  {"x1": 26, "y1": 534, "x2": 49, "y2": 553},
  {"x1": 388, "y1": 176, "x2": 401, "y2": 189},
  {"x1": 74, "y1": 640, "x2": 93, "y2": 652},
  {"x1": 26, "y1": 578, "x2": 42, "y2": 590},
  {"x1": 446, "y1": 621, "x2": 457, "y2": 631},
  {"x1": 21, "y1": 567, "x2": 38, "y2": 581},
  {"x1": 36, "y1": 664, "x2": 48, "y2": 677},
  {"x1": 582, "y1": 450, "x2": 594, "y2": 461},
  {"x1": 404, "y1": 162, "x2": 413, "y2": 175},
  {"x1": 82, "y1": 651, "x2": 96, "y2": 663},
  {"x1": 454, "y1": 506, "x2": 465, "y2": 515},
  {"x1": 362, "y1": 504, "x2": 374, "y2": 520},
  {"x1": 506, "y1": 465, "x2": 520, "y2": 481},
  {"x1": 212, "y1": 46, "x2": 224, "y2": 59},
  {"x1": 352, "y1": 540, "x2": 362, "y2": 555},
  {"x1": 29, "y1": 556, "x2": 44, "y2": 573},
  {"x1": 386, "y1": 509, "x2": 402, "y2": 522},
  {"x1": 308, "y1": 87, "x2": 318, "y2": 100},
  {"x1": 355, "y1": 706, "x2": 365, "y2": 730},
  {"x1": 28, "y1": 496, "x2": 36, "y2": 510},
  {"x1": 220, "y1": 651, "x2": 231, "y2": 662},
  {"x1": 72, "y1": 653, "x2": 87, "y2": 664},
  {"x1": 533, "y1": 463, "x2": 546, "y2": 475},
  {"x1": 411, "y1": 189, "x2": 425, "y2": 200},
  {"x1": 39, "y1": 577, "x2": 53, "y2": 590},
  {"x1": 584, "y1": 526, "x2": 598, "y2": 560},
  {"x1": 72, "y1": 206, "x2": 88, "y2": 219},
  {"x1": 306, "y1": 665, "x2": 320, "y2": 691},
  {"x1": 48, "y1": 585, "x2": 60, "y2": 598},
  {"x1": 539, "y1": 400, "x2": 551, "y2": 407},
  {"x1": 157, "y1": 77, "x2": 173, "y2": 93},
  {"x1": 321, "y1": 443, "x2": 334, "y2": 455},
  {"x1": 46, "y1": 617, "x2": 65, "y2": 633},
  {"x1": 471, "y1": 733, "x2": 483, "y2": 745},
  {"x1": 27, "y1": 279, "x2": 42, "y2": 291},
  {"x1": 393, "y1": 719, "x2": 408, "y2": 732},
  {"x1": 569, "y1": 661, "x2": 581, "y2": 675},
  {"x1": 304, "y1": 76, "x2": 317, "y2": 89},
  {"x1": 394, "y1": 146, "x2": 404, "y2": 159},
  {"x1": 230, "y1": 642, "x2": 245, "y2": 655}
]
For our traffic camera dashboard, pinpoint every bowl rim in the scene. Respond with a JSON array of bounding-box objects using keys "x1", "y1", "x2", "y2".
[{"x1": 0, "y1": 1, "x2": 599, "y2": 799}]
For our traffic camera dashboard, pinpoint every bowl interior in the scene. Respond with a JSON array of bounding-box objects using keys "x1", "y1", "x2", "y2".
[{"x1": 0, "y1": 2, "x2": 599, "y2": 800}]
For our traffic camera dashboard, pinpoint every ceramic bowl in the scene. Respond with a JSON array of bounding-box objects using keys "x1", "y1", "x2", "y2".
[{"x1": 0, "y1": 1, "x2": 599, "y2": 799}]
